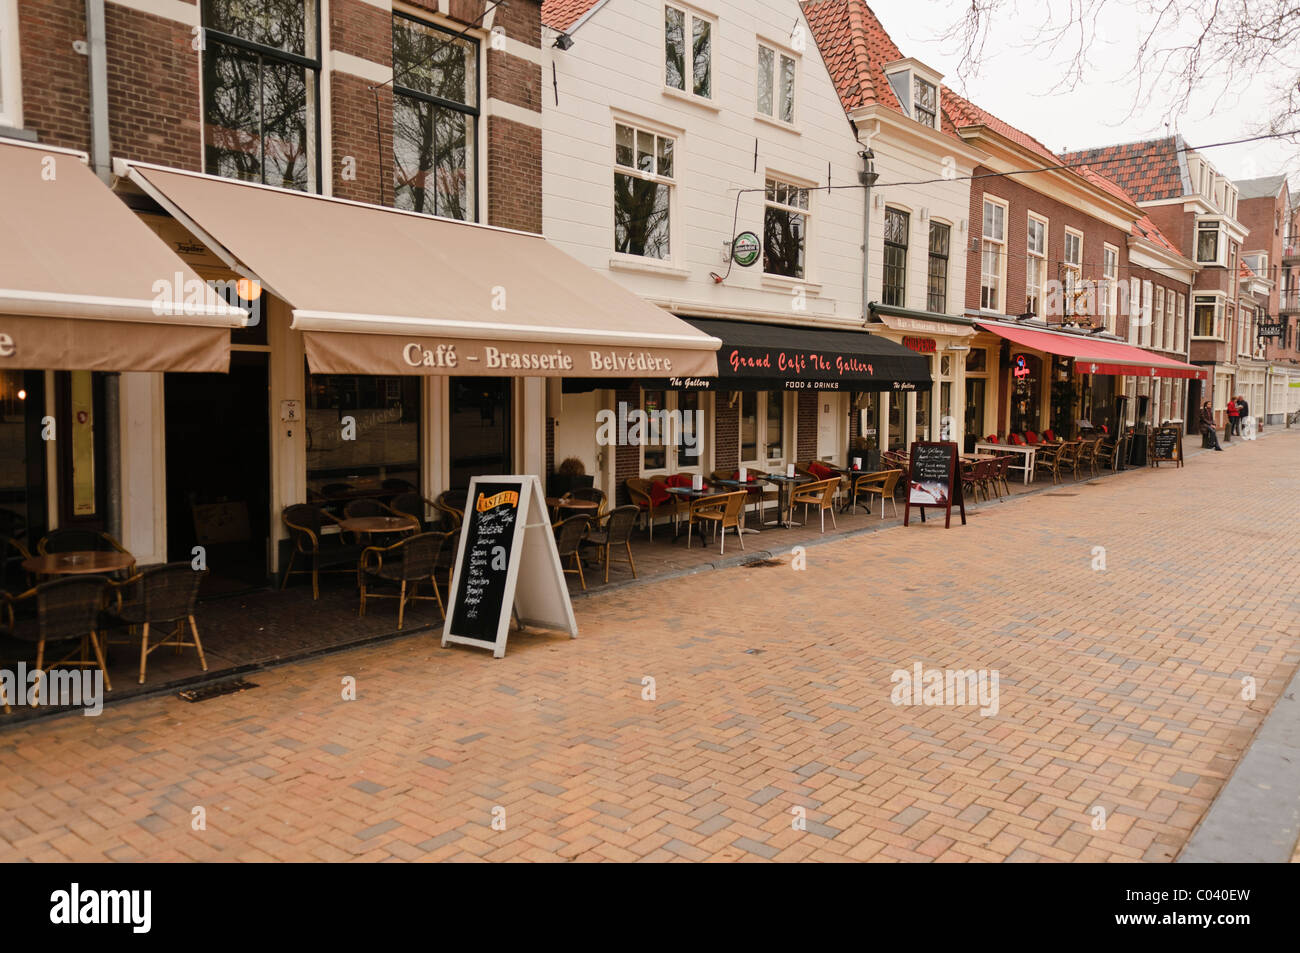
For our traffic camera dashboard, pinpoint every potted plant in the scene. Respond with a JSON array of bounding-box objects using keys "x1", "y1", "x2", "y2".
[{"x1": 548, "y1": 456, "x2": 595, "y2": 497}]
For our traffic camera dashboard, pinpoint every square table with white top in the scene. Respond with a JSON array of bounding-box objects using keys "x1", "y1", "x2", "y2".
[{"x1": 974, "y1": 441, "x2": 1036, "y2": 485}]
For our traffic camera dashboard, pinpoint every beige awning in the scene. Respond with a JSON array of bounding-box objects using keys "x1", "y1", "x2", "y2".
[
  {"x1": 120, "y1": 162, "x2": 721, "y2": 378},
  {"x1": 0, "y1": 141, "x2": 246, "y2": 372}
]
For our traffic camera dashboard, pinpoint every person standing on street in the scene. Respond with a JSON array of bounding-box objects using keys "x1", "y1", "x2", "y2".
[
  {"x1": 1201, "y1": 401, "x2": 1223, "y2": 451},
  {"x1": 1236, "y1": 394, "x2": 1249, "y2": 435},
  {"x1": 1225, "y1": 396, "x2": 1238, "y2": 442}
]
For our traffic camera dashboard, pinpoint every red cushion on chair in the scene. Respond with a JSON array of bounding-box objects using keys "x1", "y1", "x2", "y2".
[
  {"x1": 986, "y1": 434, "x2": 998, "y2": 444},
  {"x1": 665, "y1": 473, "x2": 691, "y2": 488},
  {"x1": 808, "y1": 462, "x2": 835, "y2": 480},
  {"x1": 1043, "y1": 429, "x2": 1055, "y2": 442},
  {"x1": 1024, "y1": 431, "x2": 1038, "y2": 444},
  {"x1": 1009, "y1": 433, "x2": 1024, "y2": 445},
  {"x1": 648, "y1": 482, "x2": 670, "y2": 506}
]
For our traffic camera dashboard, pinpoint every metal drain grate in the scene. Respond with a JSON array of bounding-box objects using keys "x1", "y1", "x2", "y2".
[{"x1": 178, "y1": 678, "x2": 258, "y2": 703}]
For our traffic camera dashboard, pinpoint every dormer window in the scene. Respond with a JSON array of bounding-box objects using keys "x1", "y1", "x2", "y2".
[
  {"x1": 883, "y1": 59, "x2": 942, "y2": 130},
  {"x1": 913, "y1": 77, "x2": 937, "y2": 128}
]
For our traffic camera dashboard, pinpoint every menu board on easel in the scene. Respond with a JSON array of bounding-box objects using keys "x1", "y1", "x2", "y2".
[
  {"x1": 1150, "y1": 426, "x2": 1183, "y2": 467},
  {"x1": 441, "y1": 474, "x2": 577, "y2": 658},
  {"x1": 903, "y1": 441, "x2": 966, "y2": 529}
]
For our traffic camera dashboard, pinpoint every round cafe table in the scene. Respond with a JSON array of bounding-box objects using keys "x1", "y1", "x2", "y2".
[
  {"x1": 338, "y1": 516, "x2": 416, "y2": 537},
  {"x1": 23, "y1": 551, "x2": 136, "y2": 576},
  {"x1": 545, "y1": 497, "x2": 600, "y2": 523}
]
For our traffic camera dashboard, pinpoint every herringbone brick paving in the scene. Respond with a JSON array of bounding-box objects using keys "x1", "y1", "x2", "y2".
[{"x1": 2, "y1": 435, "x2": 1298, "y2": 862}]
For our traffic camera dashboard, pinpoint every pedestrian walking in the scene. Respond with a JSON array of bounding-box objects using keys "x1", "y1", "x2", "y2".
[
  {"x1": 1227, "y1": 395, "x2": 1241, "y2": 436},
  {"x1": 1200, "y1": 401, "x2": 1223, "y2": 451}
]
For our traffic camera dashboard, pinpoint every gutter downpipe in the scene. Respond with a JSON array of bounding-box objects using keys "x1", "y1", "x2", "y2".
[{"x1": 86, "y1": 0, "x2": 121, "y2": 543}]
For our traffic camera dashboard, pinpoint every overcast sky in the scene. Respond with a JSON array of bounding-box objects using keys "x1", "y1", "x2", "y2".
[{"x1": 868, "y1": 0, "x2": 1300, "y2": 193}]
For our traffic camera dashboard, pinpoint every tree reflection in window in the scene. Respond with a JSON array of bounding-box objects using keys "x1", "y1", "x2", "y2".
[{"x1": 614, "y1": 123, "x2": 672, "y2": 259}]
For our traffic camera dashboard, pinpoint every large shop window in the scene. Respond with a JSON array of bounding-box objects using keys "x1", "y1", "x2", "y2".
[
  {"x1": 882, "y1": 207, "x2": 909, "y2": 307},
  {"x1": 306, "y1": 375, "x2": 420, "y2": 500},
  {"x1": 614, "y1": 122, "x2": 673, "y2": 260},
  {"x1": 640, "y1": 389, "x2": 701, "y2": 473},
  {"x1": 764, "y1": 178, "x2": 809, "y2": 279},
  {"x1": 201, "y1": 0, "x2": 320, "y2": 192},
  {"x1": 392, "y1": 13, "x2": 479, "y2": 221},
  {"x1": 1009, "y1": 352, "x2": 1041, "y2": 434},
  {"x1": 0, "y1": 370, "x2": 46, "y2": 551},
  {"x1": 739, "y1": 392, "x2": 784, "y2": 464}
]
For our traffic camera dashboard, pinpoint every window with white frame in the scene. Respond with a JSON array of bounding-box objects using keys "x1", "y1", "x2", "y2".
[
  {"x1": 882, "y1": 207, "x2": 909, "y2": 306},
  {"x1": 614, "y1": 121, "x2": 674, "y2": 260},
  {"x1": 1159, "y1": 288, "x2": 1170, "y2": 356},
  {"x1": 1128, "y1": 277, "x2": 1140, "y2": 343},
  {"x1": 1063, "y1": 229, "x2": 1083, "y2": 316},
  {"x1": 1101, "y1": 244, "x2": 1118, "y2": 332},
  {"x1": 912, "y1": 76, "x2": 937, "y2": 128},
  {"x1": 1244, "y1": 252, "x2": 1267, "y2": 275},
  {"x1": 1228, "y1": 243, "x2": 1238, "y2": 296},
  {"x1": 640, "y1": 389, "x2": 702, "y2": 473},
  {"x1": 980, "y1": 197, "x2": 1006, "y2": 311},
  {"x1": 1196, "y1": 220, "x2": 1221, "y2": 264},
  {"x1": 0, "y1": 0, "x2": 20, "y2": 129},
  {"x1": 1026, "y1": 215, "x2": 1046, "y2": 316},
  {"x1": 1164, "y1": 288, "x2": 1176, "y2": 351},
  {"x1": 927, "y1": 221, "x2": 949, "y2": 313},
  {"x1": 1141, "y1": 281, "x2": 1153, "y2": 347},
  {"x1": 665, "y1": 4, "x2": 712, "y2": 100},
  {"x1": 757, "y1": 42, "x2": 796, "y2": 124},
  {"x1": 1238, "y1": 306, "x2": 1250, "y2": 357},
  {"x1": 739, "y1": 392, "x2": 786, "y2": 465},
  {"x1": 763, "y1": 177, "x2": 809, "y2": 279},
  {"x1": 1193, "y1": 294, "x2": 1220, "y2": 338},
  {"x1": 1175, "y1": 293, "x2": 1186, "y2": 351}
]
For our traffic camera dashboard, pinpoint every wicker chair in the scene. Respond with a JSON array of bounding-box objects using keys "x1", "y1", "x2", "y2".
[
  {"x1": 1057, "y1": 440, "x2": 1081, "y2": 481},
  {"x1": 38, "y1": 528, "x2": 128, "y2": 556},
  {"x1": 1034, "y1": 441, "x2": 1064, "y2": 484},
  {"x1": 434, "y1": 490, "x2": 467, "y2": 528},
  {"x1": 1076, "y1": 437, "x2": 1101, "y2": 477},
  {"x1": 103, "y1": 563, "x2": 207, "y2": 684},
  {"x1": 625, "y1": 477, "x2": 680, "y2": 540},
  {"x1": 790, "y1": 478, "x2": 839, "y2": 533},
  {"x1": 566, "y1": 486, "x2": 607, "y2": 517},
  {"x1": 581, "y1": 505, "x2": 639, "y2": 583},
  {"x1": 2, "y1": 536, "x2": 32, "y2": 596},
  {"x1": 386, "y1": 491, "x2": 439, "y2": 532},
  {"x1": 849, "y1": 469, "x2": 903, "y2": 519},
  {"x1": 279, "y1": 503, "x2": 360, "y2": 599},
  {"x1": 1, "y1": 575, "x2": 113, "y2": 703},
  {"x1": 553, "y1": 514, "x2": 593, "y2": 590},
  {"x1": 686, "y1": 491, "x2": 747, "y2": 553},
  {"x1": 994, "y1": 455, "x2": 1013, "y2": 496},
  {"x1": 358, "y1": 532, "x2": 447, "y2": 629}
]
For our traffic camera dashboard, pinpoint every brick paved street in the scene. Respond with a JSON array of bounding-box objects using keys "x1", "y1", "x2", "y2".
[{"x1": 2, "y1": 435, "x2": 1299, "y2": 862}]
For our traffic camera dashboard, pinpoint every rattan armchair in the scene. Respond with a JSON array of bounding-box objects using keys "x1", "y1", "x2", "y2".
[
  {"x1": 581, "y1": 505, "x2": 639, "y2": 583},
  {"x1": 358, "y1": 532, "x2": 447, "y2": 629},
  {"x1": 1, "y1": 575, "x2": 113, "y2": 704},
  {"x1": 279, "y1": 503, "x2": 360, "y2": 599},
  {"x1": 790, "y1": 478, "x2": 839, "y2": 533},
  {"x1": 625, "y1": 478, "x2": 681, "y2": 540},
  {"x1": 103, "y1": 563, "x2": 207, "y2": 684},
  {"x1": 553, "y1": 514, "x2": 594, "y2": 590},
  {"x1": 38, "y1": 528, "x2": 128, "y2": 556},
  {"x1": 849, "y1": 469, "x2": 903, "y2": 519},
  {"x1": 686, "y1": 490, "x2": 747, "y2": 554}
]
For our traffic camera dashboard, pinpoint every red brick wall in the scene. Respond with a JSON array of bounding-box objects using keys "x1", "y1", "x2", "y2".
[
  {"x1": 331, "y1": 0, "x2": 390, "y2": 62},
  {"x1": 331, "y1": 73, "x2": 390, "y2": 205},
  {"x1": 105, "y1": 5, "x2": 200, "y2": 169},
  {"x1": 965, "y1": 165, "x2": 1131, "y2": 324},
  {"x1": 796, "y1": 391, "x2": 817, "y2": 461},
  {"x1": 17, "y1": 0, "x2": 92, "y2": 151},
  {"x1": 487, "y1": 115, "x2": 541, "y2": 233},
  {"x1": 714, "y1": 394, "x2": 738, "y2": 471}
]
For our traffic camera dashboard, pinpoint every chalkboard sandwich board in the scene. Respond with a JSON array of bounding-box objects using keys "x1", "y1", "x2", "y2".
[
  {"x1": 1149, "y1": 426, "x2": 1183, "y2": 468},
  {"x1": 441, "y1": 474, "x2": 578, "y2": 658},
  {"x1": 903, "y1": 441, "x2": 966, "y2": 529}
]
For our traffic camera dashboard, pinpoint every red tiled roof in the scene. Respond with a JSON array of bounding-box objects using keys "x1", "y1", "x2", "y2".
[
  {"x1": 1239, "y1": 259, "x2": 1255, "y2": 279},
  {"x1": 1131, "y1": 212, "x2": 1181, "y2": 255},
  {"x1": 541, "y1": 0, "x2": 600, "y2": 31},
  {"x1": 1077, "y1": 166, "x2": 1183, "y2": 255},
  {"x1": 1059, "y1": 138, "x2": 1189, "y2": 202},
  {"x1": 801, "y1": 0, "x2": 962, "y2": 139}
]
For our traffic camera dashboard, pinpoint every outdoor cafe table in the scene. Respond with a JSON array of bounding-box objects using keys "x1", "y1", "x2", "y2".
[
  {"x1": 975, "y1": 442, "x2": 1036, "y2": 485},
  {"x1": 337, "y1": 516, "x2": 415, "y2": 540},
  {"x1": 761, "y1": 473, "x2": 809, "y2": 528},
  {"x1": 545, "y1": 496, "x2": 600, "y2": 524},
  {"x1": 23, "y1": 551, "x2": 136, "y2": 577}
]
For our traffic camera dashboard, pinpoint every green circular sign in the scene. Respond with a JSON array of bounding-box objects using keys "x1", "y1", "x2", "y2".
[{"x1": 732, "y1": 231, "x2": 761, "y2": 267}]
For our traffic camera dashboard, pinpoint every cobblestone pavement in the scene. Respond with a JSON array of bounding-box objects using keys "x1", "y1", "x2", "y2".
[{"x1": 2, "y1": 435, "x2": 1298, "y2": 862}]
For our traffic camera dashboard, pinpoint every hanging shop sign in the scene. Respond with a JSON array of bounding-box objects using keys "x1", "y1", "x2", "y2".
[
  {"x1": 903, "y1": 441, "x2": 966, "y2": 529},
  {"x1": 1013, "y1": 354, "x2": 1032, "y2": 379},
  {"x1": 731, "y1": 231, "x2": 762, "y2": 267},
  {"x1": 442, "y1": 474, "x2": 577, "y2": 658},
  {"x1": 1257, "y1": 322, "x2": 1284, "y2": 339}
]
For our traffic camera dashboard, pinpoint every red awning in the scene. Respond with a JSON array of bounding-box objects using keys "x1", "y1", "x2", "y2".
[{"x1": 976, "y1": 322, "x2": 1209, "y2": 380}]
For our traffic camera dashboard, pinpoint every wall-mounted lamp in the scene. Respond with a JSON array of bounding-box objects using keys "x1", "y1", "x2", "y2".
[{"x1": 553, "y1": 32, "x2": 574, "y2": 50}]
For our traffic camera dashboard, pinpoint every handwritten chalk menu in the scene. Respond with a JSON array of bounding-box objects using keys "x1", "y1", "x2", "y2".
[
  {"x1": 903, "y1": 441, "x2": 966, "y2": 529},
  {"x1": 1150, "y1": 427, "x2": 1183, "y2": 467},
  {"x1": 442, "y1": 475, "x2": 577, "y2": 658}
]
